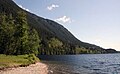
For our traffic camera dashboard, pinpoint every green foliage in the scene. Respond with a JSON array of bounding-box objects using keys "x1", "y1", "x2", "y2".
[
  {"x1": 45, "y1": 38, "x2": 63, "y2": 55},
  {"x1": 0, "y1": 11, "x2": 40, "y2": 55},
  {"x1": 75, "y1": 47, "x2": 89, "y2": 54},
  {"x1": 0, "y1": 54, "x2": 40, "y2": 69},
  {"x1": 75, "y1": 46, "x2": 103, "y2": 54},
  {"x1": 0, "y1": 14, "x2": 16, "y2": 54},
  {"x1": 26, "y1": 54, "x2": 40, "y2": 63},
  {"x1": 0, "y1": 0, "x2": 117, "y2": 56},
  {"x1": 28, "y1": 29, "x2": 40, "y2": 55},
  {"x1": 15, "y1": 11, "x2": 30, "y2": 54},
  {"x1": 48, "y1": 38, "x2": 63, "y2": 48}
]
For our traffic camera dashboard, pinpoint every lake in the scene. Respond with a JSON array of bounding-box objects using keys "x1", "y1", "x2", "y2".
[{"x1": 38, "y1": 54, "x2": 120, "y2": 74}]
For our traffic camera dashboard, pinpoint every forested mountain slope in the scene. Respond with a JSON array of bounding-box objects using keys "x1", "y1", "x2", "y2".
[{"x1": 0, "y1": 0, "x2": 117, "y2": 54}]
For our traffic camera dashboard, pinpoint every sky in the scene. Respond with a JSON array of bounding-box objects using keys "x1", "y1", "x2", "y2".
[{"x1": 13, "y1": 0, "x2": 120, "y2": 51}]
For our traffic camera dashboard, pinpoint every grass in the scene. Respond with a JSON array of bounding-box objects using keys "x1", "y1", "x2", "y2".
[{"x1": 0, "y1": 54, "x2": 40, "y2": 69}]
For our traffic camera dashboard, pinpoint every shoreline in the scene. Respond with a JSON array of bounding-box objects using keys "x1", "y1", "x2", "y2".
[{"x1": 0, "y1": 62, "x2": 48, "y2": 74}]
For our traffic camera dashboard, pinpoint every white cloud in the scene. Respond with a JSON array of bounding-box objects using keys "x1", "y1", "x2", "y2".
[
  {"x1": 18, "y1": 4, "x2": 30, "y2": 12},
  {"x1": 47, "y1": 4, "x2": 59, "y2": 11},
  {"x1": 55, "y1": 16, "x2": 72, "y2": 23}
]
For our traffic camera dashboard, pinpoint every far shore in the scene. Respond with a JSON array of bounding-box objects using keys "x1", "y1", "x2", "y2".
[{"x1": 0, "y1": 62, "x2": 48, "y2": 74}]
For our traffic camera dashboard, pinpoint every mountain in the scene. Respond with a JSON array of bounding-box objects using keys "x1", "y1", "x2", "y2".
[{"x1": 0, "y1": 0, "x2": 117, "y2": 54}]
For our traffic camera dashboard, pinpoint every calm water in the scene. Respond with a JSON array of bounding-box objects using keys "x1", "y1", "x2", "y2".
[{"x1": 38, "y1": 54, "x2": 120, "y2": 74}]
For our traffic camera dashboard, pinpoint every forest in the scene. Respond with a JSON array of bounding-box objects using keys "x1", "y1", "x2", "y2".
[
  {"x1": 0, "y1": 11, "x2": 40, "y2": 55},
  {"x1": 0, "y1": 11, "x2": 106, "y2": 55},
  {"x1": 0, "y1": 0, "x2": 118, "y2": 56}
]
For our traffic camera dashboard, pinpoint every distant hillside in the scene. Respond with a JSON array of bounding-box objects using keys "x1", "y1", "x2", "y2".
[{"x1": 0, "y1": 0, "x2": 117, "y2": 54}]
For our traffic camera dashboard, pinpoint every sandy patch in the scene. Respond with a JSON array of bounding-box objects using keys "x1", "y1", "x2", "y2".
[{"x1": 0, "y1": 62, "x2": 48, "y2": 74}]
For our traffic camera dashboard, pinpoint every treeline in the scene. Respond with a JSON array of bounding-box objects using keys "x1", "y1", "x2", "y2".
[
  {"x1": 39, "y1": 37, "x2": 105, "y2": 55},
  {"x1": 0, "y1": 11, "x2": 40, "y2": 55},
  {"x1": 0, "y1": 11, "x2": 116, "y2": 55}
]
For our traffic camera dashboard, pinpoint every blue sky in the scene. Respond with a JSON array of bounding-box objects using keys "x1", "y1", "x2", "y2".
[{"x1": 13, "y1": 0, "x2": 120, "y2": 51}]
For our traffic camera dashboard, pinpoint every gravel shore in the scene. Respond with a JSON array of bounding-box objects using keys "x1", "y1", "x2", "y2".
[{"x1": 0, "y1": 62, "x2": 48, "y2": 74}]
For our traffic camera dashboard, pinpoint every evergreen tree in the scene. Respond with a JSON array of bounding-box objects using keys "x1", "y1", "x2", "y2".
[
  {"x1": 0, "y1": 11, "x2": 41, "y2": 55},
  {"x1": 0, "y1": 14, "x2": 7, "y2": 53},
  {"x1": 0, "y1": 14, "x2": 16, "y2": 54},
  {"x1": 16, "y1": 11, "x2": 30, "y2": 54},
  {"x1": 4, "y1": 14, "x2": 16, "y2": 54},
  {"x1": 28, "y1": 29, "x2": 40, "y2": 55},
  {"x1": 16, "y1": 11, "x2": 40, "y2": 55},
  {"x1": 48, "y1": 38, "x2": 63, "y2": 48},
  {"x1": 47, "y1": 38, "x2": 63, "y2": 55}
]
